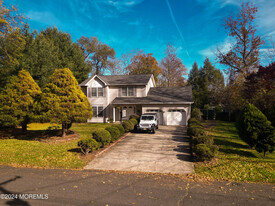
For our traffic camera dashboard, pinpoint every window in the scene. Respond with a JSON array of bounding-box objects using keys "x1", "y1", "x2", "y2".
[
  {"x1": 92, "y1": 106, "x2": 104, "y2": 117},
  {"x1": 98, "y1": 88, "x2": 103, "y2": 96},
  {"x1": 122, "y1": 87, "x2": 127, "y2": 96},
  {"x1": 89, "y1": 87, "x2": 104, "y2": 97},
  {"x1": 121, "y1": 87, "x2": 135, "y2": 96},
  {"x1": 128, "y1": 87, "x2": 134, "y2": 96}
]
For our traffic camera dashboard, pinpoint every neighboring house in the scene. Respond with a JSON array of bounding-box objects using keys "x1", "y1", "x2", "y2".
[{"x1": 79, "y1": 74, "x2": 193, "y2": 126}]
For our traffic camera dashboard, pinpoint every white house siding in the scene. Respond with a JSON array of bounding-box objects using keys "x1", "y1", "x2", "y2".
[
  {"x1": 142, "y1": 105, "x2": 191, "y2": 126},
  {"x1": 86, "y1": 77, "x2": 108, "y2": 123}
]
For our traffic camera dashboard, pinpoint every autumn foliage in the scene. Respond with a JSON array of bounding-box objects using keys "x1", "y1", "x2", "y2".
[{"x1": 126, "y1": 52, "x2": 161, "y2": 83}]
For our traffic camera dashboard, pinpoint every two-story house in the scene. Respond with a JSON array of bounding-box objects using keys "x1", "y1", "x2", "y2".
[{"x1": 79, "y1": 74, "x2": 193, "y2": 126}]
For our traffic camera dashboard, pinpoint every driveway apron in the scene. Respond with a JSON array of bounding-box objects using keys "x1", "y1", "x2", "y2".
[{"x1": 85, "y1": 126, "x2": 194, "y2": 174}]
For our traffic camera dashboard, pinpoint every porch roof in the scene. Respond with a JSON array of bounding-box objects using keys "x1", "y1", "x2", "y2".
[{"x1": 112, "y1": 86, "x2": 193, "y2": 105}]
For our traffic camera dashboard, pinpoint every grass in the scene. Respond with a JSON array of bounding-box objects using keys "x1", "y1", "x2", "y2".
[
  {"x1": 195, "y1": 121, "x2": 275, "y2": 183},
  {"x1": 0, "y1": 122, "x2": 111, "y2": 169}
]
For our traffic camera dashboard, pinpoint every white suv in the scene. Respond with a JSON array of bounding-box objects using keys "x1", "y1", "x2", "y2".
[{"x1": 137, "y1": 113, "x2": 159, "y2": 133}]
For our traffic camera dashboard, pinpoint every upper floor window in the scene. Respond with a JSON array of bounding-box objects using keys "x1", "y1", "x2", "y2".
[
  {"x1": 121, "y1": 87, "x2": 135, "y2": 97},
  {"x1": 88, "y1": 87, "x2": 103, "y2": 97}
]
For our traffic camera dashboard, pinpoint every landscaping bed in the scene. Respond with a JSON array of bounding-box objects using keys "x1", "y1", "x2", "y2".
[{"x1": 195, "y1": 121, "x2": 275, "y2": 183}]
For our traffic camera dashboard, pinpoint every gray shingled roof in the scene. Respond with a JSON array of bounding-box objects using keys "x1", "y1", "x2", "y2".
[
  {"x1": 79, "y1": 74, "x2": 152, "y2": 86},
  {"x1": 112, "y1": 86, "x2": 193, "y2": 105}
]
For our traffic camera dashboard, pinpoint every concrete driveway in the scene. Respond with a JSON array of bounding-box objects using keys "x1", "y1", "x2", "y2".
[{"x1": 85, "y1": 126, "x2": 194, "y2": 174}]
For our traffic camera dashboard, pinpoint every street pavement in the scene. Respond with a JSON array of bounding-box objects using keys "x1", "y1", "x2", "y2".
[{"x1": 0, "y1": 166, "x2": 274, "y2": 206}]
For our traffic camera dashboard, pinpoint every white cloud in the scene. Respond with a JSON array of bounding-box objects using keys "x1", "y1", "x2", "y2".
[
  {"x1": 26, "y1": 11, "x2": 59, "y2": 25},
  {"x1": 199, "y1": 37, "x2": 234, "y2": 58},
  {"x1": 102, "y1": 0, "x2": 144, "y2": 10}
]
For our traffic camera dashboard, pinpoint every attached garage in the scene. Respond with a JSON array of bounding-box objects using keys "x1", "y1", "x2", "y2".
[{"x1": 167, "y1": 109, "x2": 186, "y2": 126}]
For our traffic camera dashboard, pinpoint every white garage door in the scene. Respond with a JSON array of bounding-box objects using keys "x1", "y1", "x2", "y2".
[{"x1": 167, "y1": 110, "x2": 186, "y2": 126}]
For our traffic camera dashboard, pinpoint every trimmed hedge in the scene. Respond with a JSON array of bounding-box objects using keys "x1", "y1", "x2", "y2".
[
  {"x1": 129, "y1": 114, "x2": 140, "y2": 121},
  {"x1": 192, "y1": 135, "x2": 214, "y2": 147},
  {"x1": 78, "y1": 137, "x2": 99, "y2": 155},
  {"x1": 111, "y1": 124, "x2": 125, "y2": 136},
  {"x1": 191, "y1": 108, "x2": 202, "y2": 120},
  {"x1": 187, "y1": 117, "x2": 218, "y2": 161},
  {"x1": 92, "y1": 129, "x2": 111, "y2": 147},
  {"x1": 187, "y1": 125, "x2": 205, "y2": 137},
  {"x1": 122, "y1": 120, "x2": 134, "y2": 132},
  {"x1": 193, "y1": 144, "x2": 215, "y2": 161},
  {"x1": 188, "y1": 118, "x2": 202, "y2": 126},
  {"x1": 129, "y1": 118, "x2": 138, "y2": 126},
  {"x1": 105, "y1": 126, "x2": 120, "y2": 142}
]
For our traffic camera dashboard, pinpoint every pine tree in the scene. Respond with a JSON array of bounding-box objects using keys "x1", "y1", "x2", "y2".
[
  {"x1": 40, "y1": 68, "x2": 93, "y2": 137},
  {"x1": 0, "y1": 69, "x2": 41, "y2": 130},
  {"x1": 236, "y1": 103, "x2": 275, "y2": 156}
]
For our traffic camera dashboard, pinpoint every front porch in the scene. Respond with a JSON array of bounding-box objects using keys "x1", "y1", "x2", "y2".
[{"x1": 111, "y1": 105, "x2": 142, "y2": 122}]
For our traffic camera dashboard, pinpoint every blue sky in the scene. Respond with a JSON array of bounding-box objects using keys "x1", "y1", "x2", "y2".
[{"x1": 8, "y1": 0, "x2": 275, "y2": 73}]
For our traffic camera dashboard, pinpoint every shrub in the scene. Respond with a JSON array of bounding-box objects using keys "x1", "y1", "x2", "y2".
[
  {"x1": 105, "y1": 126, "x2": 120, "y2": 142},
  {"x1": 215, "y1": 105, "x2": 223, "y2": 113},
  {"x1": 78, "y1": 137, "x2": 99, "y2": 155},
  {"x1": 191, "y1": 108, "x2": 202, "y2": 120},
  {"x1": 112, "y1": 124, "x2": 125, "y2": 136},
  {"x1": 193, "y1": 144, "x2": 215, "y2": 161},
  {"x1": 187, "y1": 125, "x2": 205, "y2": 137},
  {"x1": 129, "y1": 114, "x2": 140, "y2": 121},
  {"x1": 122, "y1": 120, "x2": 134, "y2": 132},
  {"x1": 188, "y1": 118, "x2": 202, "y2": 126},
  {"x1": 129, "y1": 118, "x2": 138, "y2": 126},
  {"x1": 236, "y1": 103, "x2": 275, "y2": 152},
  {"x1": 92, "y1": 129, "x2": 111, "y2": 147},
  {"x1": 192, "y1": 135, "x2": 214, "y2": 147}
]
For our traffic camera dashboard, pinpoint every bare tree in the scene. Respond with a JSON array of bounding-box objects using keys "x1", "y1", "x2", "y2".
[
  {"x1": 217, "y1": 2, "x2": 264, "y2": 82},
  {"x1": 159, "y1": 44, "x2": 187, "y2": 87}
]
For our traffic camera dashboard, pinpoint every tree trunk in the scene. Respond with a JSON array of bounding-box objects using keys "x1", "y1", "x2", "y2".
[
  {"x1": 22, "y1": 122, "x2": 27, "y2": 132},
  {"x1": 62, "y1": 123, "x2": 66, "y2": 137}
]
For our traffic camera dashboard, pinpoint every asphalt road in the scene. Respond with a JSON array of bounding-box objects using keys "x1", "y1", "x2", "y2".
[{"x1": 0, "y1": 166, "x2": 274, "y2": 206}]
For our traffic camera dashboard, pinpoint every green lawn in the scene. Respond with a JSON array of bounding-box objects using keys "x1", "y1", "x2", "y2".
[
  {"x1": 195, "y1": 121, "x2": 275, "y2": 183},
  {"x1": 0, "y1": 123, "x2": 111, "y2": 169}
]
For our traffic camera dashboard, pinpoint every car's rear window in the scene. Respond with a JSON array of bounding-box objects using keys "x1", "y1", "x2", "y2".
[{"x1": 141, "y1": 116, "x2": 154, "y2": 120}]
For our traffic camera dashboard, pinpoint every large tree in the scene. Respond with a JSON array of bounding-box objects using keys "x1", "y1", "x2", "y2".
[
  {"x1": 19, "y1": 27, "x2": 89, "y2": 88},
  {"x1": 77, "y1": 36, "x2": 115, "y2": 75},
  {"x1": 0, "y1": 1, "x2": 26, "y2": 90},
  {"x1": 0, "y1": 69, "x2": 41, "y2": 131},
  {"x1": 40, "y1": 68, "x2": 93, "y2": 137},
  {"x1": 187, "y1": 58, "x2": 225, "y2": 108},
  {"x1": 217, "y1": 2, "x2": 264, "y2": 81},
  {"x1": 126, "y1": 52, "x2": 161, "y2": 83},
  {"x1": 188, "y1": 62, "x2": 201, "y2": 107},
  {"x1": 159, "y1": 44, "x2": 187, "y2": 87}
]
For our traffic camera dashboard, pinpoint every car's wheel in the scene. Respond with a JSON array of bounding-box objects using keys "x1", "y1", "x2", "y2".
[{"x1": 156, "y1": 125, "x2": 159, "y2": 129}]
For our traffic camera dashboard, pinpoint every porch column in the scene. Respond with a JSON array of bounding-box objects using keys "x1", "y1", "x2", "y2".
[{"x1": 113, "y1": 107, "x2": 116, "y2": 122}]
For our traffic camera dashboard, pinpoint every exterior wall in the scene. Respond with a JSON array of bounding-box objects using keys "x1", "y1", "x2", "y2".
[
  {"x1": 142, "y1": 104, "x2": 191, "y2": 126},
  {"x1": 145, "y1": 77, "x2": 155, "y2": 95},
  {"x1": 86, "y1": 77, "x2": 107, "y2": 123}
]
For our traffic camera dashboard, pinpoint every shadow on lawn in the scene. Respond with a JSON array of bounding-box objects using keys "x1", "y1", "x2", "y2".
[
  {"x1": 219, "y1": 148, "x2": 256, "y2": 158},
  {"x1": 0, "y1": 128, "x2": 75, "y2": 141},
  {"x1": 214, "y1": 138, "x2": 250, "y2": 149}
]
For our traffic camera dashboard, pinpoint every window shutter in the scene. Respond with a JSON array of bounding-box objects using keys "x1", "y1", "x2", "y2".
[
  {"x1": 103, "y1": 87, "x2": 106, "y2": 97},
  {"x1": 88, "y1": 88, "x2": 91, "y2": 97},
  {"x1": 119, "y1": 88, "x2": 122, "y2": 97},
  {"x1": 134, "y1": 87, "x2": 137, "y2": 96}
]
